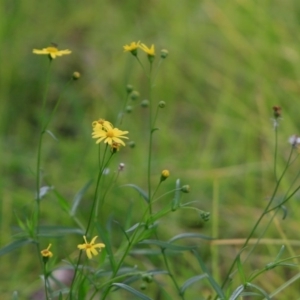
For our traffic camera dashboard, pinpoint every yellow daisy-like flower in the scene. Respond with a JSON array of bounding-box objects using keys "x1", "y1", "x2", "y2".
[
  {"x1": 33, "y1": 46, "x2": 72, "y2": 59},
  {"x1": 123, "y1": 41, "x2": 140, "y2": 56},
  {"x1": 92, "y1": 121, "x2": 129, "y2": 146},
  {"x1": 41, "y1": 244, "x2": 53, "y2": 258},
  {"x1": 92, "y1": 119, "x2": 113, "y2": 130},
  {"x1": 77, "y1": 236, "x2": 105, "y2": 259},
  {"x1": 139, "y1": 43, "x2": 155, "y2": 56}
]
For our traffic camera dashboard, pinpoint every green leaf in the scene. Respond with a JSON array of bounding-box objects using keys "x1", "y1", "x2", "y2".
[
  {"x1": 0, "y1": 239, "x2": 33, "y2": 256},
  {"x1": 38, "y1": 226, "x2": 84, "y2": 237},
  {"x1": 169, "y1": 232, "x2": 214, "y2": 243},
  {"x1": 171, "y1": 179, "x2": 181, "y2": 211},
  {"x1": 140, "y1": 239, "x2": 195, "y2": 251},
  {"x1": 96, "y1": 223, "x2": 116, "y2": 272},
  {"x1": 46, "y1": 129, "x2": 59, "y2": 141},
  {"x1": 12, "y1": 291, "x2": 19, "y2": 300},
  {"x1": 192, "y1": 250, "x2": 225, "y2": 298},
  {"x1": 52, "y1": 189, "x2": 70, "y2": 213},
  {"x1": 245, "y1": 282, "x2": 270, "y2": 299},
  {"x1": 112, "y1": 283, "x2": 152, "y2": 300},
  {"x1": 236, "y1": 255, "x2": 246, "y2": 284},
  {"x1": 229, "y1": 285, "x2": 244, "y2": 300},
  {"x1": 70, "y1": 180, "x2": 93, "y2": 216},
  {"x1": 121, "y1": 184, "x2": 149, "y2": 203},
  {"x1": 180, "y1": 274, "x2": 208, "y2": 295},
  {"x1": 275, "y1": 245, "x2": 285, "y2": 261}
]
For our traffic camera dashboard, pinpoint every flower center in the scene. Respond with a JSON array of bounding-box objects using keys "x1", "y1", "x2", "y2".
[
  {"x1": 46, "y1": 47, "x2": 58, "y2": 53},
  {"x1": 86, "y1": 244, "x2": 92, "y2": 249},
  {"x1": 106, "y1": 130, "x2": 114, "y2": 138}
]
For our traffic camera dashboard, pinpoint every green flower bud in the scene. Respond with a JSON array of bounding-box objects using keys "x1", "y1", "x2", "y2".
[
  {"x1": 160, "y1": 49, "x2": 169, "y2": 59},
  {"x1": 126, "y1": 84, "x2": 134, "y2": 93},
  {"x1": 126, "y1": 105, "x2": 133, "y2": 113},
  {"x1": 158, "y1": 101, "x2": 166, "y2": 108},
  {"x1": 141, "y1": 99, "x2": 149, "y2": 107},
  {"x1": 181, "y1": 185, "x2": 190, "y2": 193},
  {"x1": 142, "y1": 274, "x2": 153, "y2": 283},
  {"x1": 130, "y1": 90, "x2": 140, "y2": 101},
  {"x1": 128, "y1": 141, "x2": 135, "y2": 148},
  {"x1": 72, "y1": 71, "x2": 81, "y2": 80},
  {"x1": 200, "y1": 211, "x2": 210, "y2": 222}
]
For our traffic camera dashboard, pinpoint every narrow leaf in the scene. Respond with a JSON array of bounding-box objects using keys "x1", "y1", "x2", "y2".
[
  {"x1": 140, "y1": 239, "x2": 195, "y2": 251},
  {"x1": 236, "y1": 255, "x2": 246, "y2": 284},
  {"x1": 246, "y1": 282, "x2": 270, "y2": 299},
  {"x1": 121, "y1": 184, "x2": 149, "y2": 203},
  {"x1": 171, "y1": 179, "x2": 181, "y2": 211},
  {"x1": 192, "y1": 250, "x2": 225, "y2": 298},
  {"x1": 46, "y1": 130, "x2": 59, "y2": 141},
  {"x1": 180, "y1": 274, "x2": 208, "y2": 295},
  {"x1": 0, "y1": 239, "x2": 33, "y2": 256},
  {"x1": 96, "y1": 223, "x2": 116, "y2": 272},
  {"x1": 229, "y1": 285, "x2": 245, "y2": 300},
  {"x1": 112, "y1": 283, "x2": 151, "y2": 300},
  {"x1": 52, "y1": 189, "x2": 70, "y2": 213},
  {"x1": 38, "y1": 226, "x2": 84, "y2": 237},
  {"x1": 169, "y1": 232, "x2": 214, "y2": 243},
  {"x1": 71, "y1": 180, "x2": 93, "y2": 216}
]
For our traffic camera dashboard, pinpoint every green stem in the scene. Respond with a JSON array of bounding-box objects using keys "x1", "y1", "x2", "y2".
[{"x1": 218, "y1": 145, "x2": 294, "y2": 293}]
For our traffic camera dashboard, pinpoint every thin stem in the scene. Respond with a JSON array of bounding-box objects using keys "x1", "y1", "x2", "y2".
[
  {"x1": 69, "y1": 149, "x2": 114, "y2": 299},
  {"x1": 219, "y1": 145, "x2": 295, "y2": 293},
  {"x1": 147, "y1": 62, "x2": 153, "y2": 217}
]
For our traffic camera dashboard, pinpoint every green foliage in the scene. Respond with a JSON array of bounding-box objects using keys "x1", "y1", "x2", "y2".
[{"x1": 2, "y1": 0, "x2": 300, "y2": 299}]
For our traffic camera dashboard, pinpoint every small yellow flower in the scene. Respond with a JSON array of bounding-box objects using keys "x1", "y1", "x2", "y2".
[
  {"x1": 92, "y1": 121, "x2": 129, "y2": 146},
  {"x1": 77, "y1": 236, "x2": 105, "y2": 259},
  {"x1": 33, "y1": 46, "x2": 72, "y2": 59},
  {"x1": 123, "y1": 41, "x2": 140, "y2": 56},
  {"x1": 139, "y1": 43, "x2": 155, "y2": 56},
  {"x1": 41, "y1": 244, "x2": 53, "y2": 258}
]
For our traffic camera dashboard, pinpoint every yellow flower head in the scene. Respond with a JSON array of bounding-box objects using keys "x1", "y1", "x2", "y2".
[
  {"x1": 160, "y1": 169, "x2": 170, "y2": 182},
  {"x1": 123, "y1": 41, "x2": 140, "y2": 56},
  {"x1": 33, "y1": 46, "x2": 72, "y2": 59},
  {"x1": 92, "y1": 121, "x2": 129, "y2": 147},
  {"x1": 77, "y1": 236, "x2": 105, "y2": 259},
  {"x1": 139, "y1": 43, "x2": 155, "y2": 57},
  {"x1": 41, "y1": 244, "x2": 53, "y2": 258}
]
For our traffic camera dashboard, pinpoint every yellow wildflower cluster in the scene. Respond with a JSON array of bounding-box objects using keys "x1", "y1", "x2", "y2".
[
  {"x1": 123, "y1": 41, "x2": 155, "y2": 57},
  {"x1": 41, "y1": 236, "x2": 106, "y2": 260},
  {"x1": 92, "y1": 119, "x2": 129, "y2": 150}
]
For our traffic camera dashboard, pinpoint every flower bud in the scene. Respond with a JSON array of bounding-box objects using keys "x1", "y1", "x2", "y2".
[
  {"x1": 126, "y1": 84, "x2": 134, "y2": 94},
  {"x1": 128, "y1": 141, "x2": 135, "y2": 148},
  {"x1": 158, "y1": 101, "x2": 166, "y2": 108},
  {"x1": 118, "y1": 163, "x2": 125, "y2": 171},
  {"x1": 273, "y1": 105, "x2": 281, "y2": 119},
  {"x1": 141, "y1": 99, "x2": 149, "y2": 107},
  {"x1": 160, "y1": 170, "x2": 170, "y2": 182},
  {"x1": 130, "y1": 90, "x2": 140, "y2": 101},
  {"x1": 142, "y1": 274, "x2": 153, "y2": 283},
  {"x1": 181, "y1": 185, "x2": 190, "y2": 193},
  {"x1": 160, "y1": 49, "x2": 169, "y2": 59},
  {"x1": 200, "y1": 211, "x2": 210, "y2": 222},
  {"x1": 126, "y1": 105, "x2": 133, "y2": 113},
  {"x1": 72, "y1": 71, "x2": 81, "y2": 80}
]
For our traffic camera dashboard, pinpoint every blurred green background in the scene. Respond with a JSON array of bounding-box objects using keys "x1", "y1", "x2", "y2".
[{"x1": 2, "y1": 0, "x2": 300, "y2": 298}]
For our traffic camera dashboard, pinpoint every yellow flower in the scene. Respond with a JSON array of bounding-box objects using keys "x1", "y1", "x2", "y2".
[
  {"x1": 92, "y1": 119, "x2": 113, "y2": 130},
  {"x1": 41, "y1": 244, "x2": 53, "y2": 258},
  {"x1": 33, "y1": 46, "x2": 72, "y2": 59},
  {"x1": 139, "y1": 43, "x2": 155, "y2": 56},
  {"x1": 92, "y1": 121, "x2": 129, "y2": 146},
  {"x1": 123, "y1": 41, "x2": 140, "y2": 56},
  {"x1": 77, "y1": 236, "x2": 105, "y2": 259}
]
